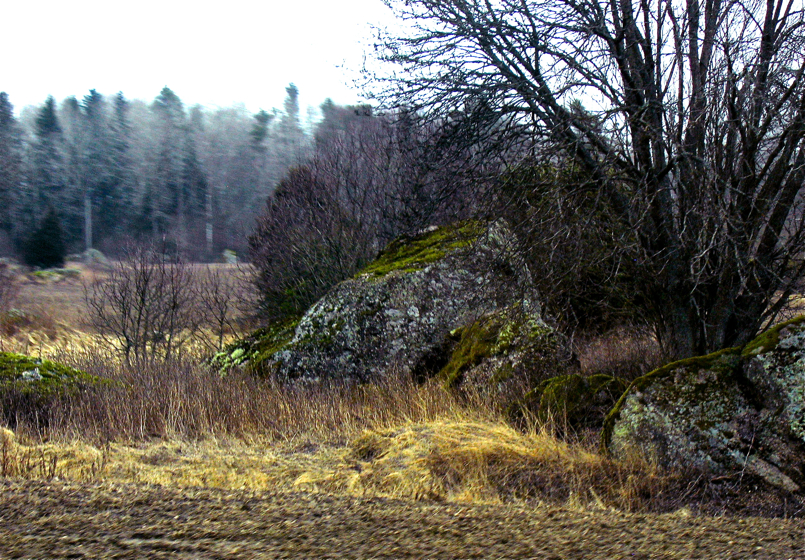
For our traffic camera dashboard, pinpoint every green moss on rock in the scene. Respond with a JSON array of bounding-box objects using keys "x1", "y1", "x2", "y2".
[
  {"x1": 360, "y1": 221, "x2": 484, "y2": 278},
  {"x1": 439, "y1": 314, "x2": 505, "y2": 387},
  {"x1": 525, "y1": 373, "x2": 627, "y2": 426},
  {"x1": 1, "y1": 352, "x2": 103, "y2": 427},
  {"x1": 741, "y1": 315, "x2": 805, "y2": 357},
  {"x1": 0, "y1": 352, "x2": 97, "y2": 393},
  {"x1": 210, "y1": 316, "x2": 301, "y2": 376}
]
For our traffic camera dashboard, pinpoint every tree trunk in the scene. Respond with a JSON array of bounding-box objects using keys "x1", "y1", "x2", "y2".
[
  {"x1": 84, "y1": 191, "x2": 92, "y2": 251},
  {"x1": 206, "y1": 182, "x2": 214, "y2": 257}
]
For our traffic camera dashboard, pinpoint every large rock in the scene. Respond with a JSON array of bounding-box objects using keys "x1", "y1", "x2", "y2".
[
  {"x1": 218, "y1": 220, "x2": 571, "y2": 388},
  {"x1": 603, "y1": 316, "x2": 805, "y2": 492}
]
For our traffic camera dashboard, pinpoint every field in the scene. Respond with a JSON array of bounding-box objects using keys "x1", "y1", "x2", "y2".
[{"x1": 1, "y1": 262, "x2": 804, "y2": 558}]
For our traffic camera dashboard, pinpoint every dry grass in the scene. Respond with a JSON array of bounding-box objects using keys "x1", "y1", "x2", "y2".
[
  {"x1": 0, "y1": 265, "x2": 739, "y2": 515},
  {"x1": 0, "y1": 350, "x2": 681, "y2": 513},
  {"x1": 576, "y1": 325, "x2": 666, "y2": 381},
  {"x1": 2, "y1": 413, "x2": 672, "y2": 513}
]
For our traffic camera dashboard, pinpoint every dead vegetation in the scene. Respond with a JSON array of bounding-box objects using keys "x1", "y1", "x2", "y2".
[{"x1": 1, "y1": 262, "x2": 803, "y2": 520}]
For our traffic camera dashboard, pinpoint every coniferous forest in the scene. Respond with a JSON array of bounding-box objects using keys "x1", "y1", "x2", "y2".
[{"x1": 0, "y1": 85, "x2": 317, "y2": 260}]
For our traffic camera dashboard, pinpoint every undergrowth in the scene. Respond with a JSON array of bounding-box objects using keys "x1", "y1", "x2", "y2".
[
  {"x1": 0, "y1": 347, "x2": 685, "y2": 514},
  {"x1": 2, "y1": 321, "x2": 799, "y2": 517}
]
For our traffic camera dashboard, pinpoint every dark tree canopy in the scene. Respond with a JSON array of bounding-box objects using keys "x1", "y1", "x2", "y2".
[
  {"x1": 376, "y1": 0, "x2": 805, "y2": 359},
  {"x1": 23, "y1": 207, "x2": 67, "y2": 269}
]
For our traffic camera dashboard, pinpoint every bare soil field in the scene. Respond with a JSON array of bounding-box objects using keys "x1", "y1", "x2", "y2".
[{"x1": 1, "y1": 478, "x2": 803, "y2": 559}]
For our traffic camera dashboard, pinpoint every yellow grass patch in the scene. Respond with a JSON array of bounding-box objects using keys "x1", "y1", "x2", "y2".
[
  {"x1": 2, "y1": 432, "x2": 346, "y2": 493},
  {"x1": 1, "y1": 420, "x2": 662, "y2": 511},
  {"x1": 294, "y1": 420, "x2": 659, "y2": 509}
]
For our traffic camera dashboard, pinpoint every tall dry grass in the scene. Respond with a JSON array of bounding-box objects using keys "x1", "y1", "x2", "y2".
[
  {"x1": 0, "y1": 266, "x2": 704, "y2": 513},
  {"x1": 0, "y1": 350, "x2": 691, "y2": 513},
  {"x1": 19, "y1": 354, "x2": 483, "y2": 445}
]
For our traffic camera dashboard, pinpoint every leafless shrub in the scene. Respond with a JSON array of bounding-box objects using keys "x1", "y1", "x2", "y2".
[
  {"x1": 84, "y1": 243, "x2": 201, "y2": 365},
  {"x1": 194, "y1": 265, "x2": 246, "y2": 351}
]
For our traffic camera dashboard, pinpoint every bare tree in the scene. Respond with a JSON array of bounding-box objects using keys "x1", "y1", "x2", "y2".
[
  {"x1": 84, "y1": 243, "x2": 201, "y2": 364},
  {"x1": 195, "y1": 265, "x2": 243, "y2": 351},
  {"x1": 375, "y1": 0, "x2": 805, "y2": 358}
]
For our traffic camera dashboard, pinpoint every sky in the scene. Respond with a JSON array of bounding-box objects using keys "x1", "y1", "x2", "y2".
[{"x1": 2, "y1": 0, "x2": 398, "y2": 116}]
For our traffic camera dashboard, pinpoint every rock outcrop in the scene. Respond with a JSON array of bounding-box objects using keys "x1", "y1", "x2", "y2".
[
  {"x1": 215, "y1": 220, "x2": 572, "y2": 391},
  {"x1": 603, "y1": 316, "x2": 805, "y2": 492}
]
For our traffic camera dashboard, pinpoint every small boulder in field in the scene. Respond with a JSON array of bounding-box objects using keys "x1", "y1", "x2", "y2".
[
  {"x1": 0, "y1": 352, "x2": 102, "y2": 428},
  {"x1": 603, "y1": 317, "x2": 805, "y2": 492}
]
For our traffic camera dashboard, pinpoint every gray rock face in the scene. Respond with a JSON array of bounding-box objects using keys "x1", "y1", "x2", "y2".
[
  {"x1": 603, "y1": 317, "x2": 805, "y2": 492},
  {"x1": 267, "y1": 221, "x2": 541, "y2": 382}
]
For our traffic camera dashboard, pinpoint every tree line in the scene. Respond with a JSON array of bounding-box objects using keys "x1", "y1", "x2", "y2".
[{"x1": 0, "y1": 84, "x2": 309, "y2": 260}]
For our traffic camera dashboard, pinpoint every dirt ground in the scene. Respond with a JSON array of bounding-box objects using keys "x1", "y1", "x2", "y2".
[{"x1": 0, "y1": 479, "x2": 802, "y2": 559}]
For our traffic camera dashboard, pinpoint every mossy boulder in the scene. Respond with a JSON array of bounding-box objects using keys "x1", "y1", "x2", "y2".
[
  {"x1": 226, "y1": 220, "x2": 562, "y2": 384},
  {"x1": 603, "y1": 317, "x2": 805, "y2": 492},
  {"x1": 0, "y1": 352, "x2": 102, "y2": 427},
  {"x1": 431, "y1": 301, "x2": 577, "y2": 409}
]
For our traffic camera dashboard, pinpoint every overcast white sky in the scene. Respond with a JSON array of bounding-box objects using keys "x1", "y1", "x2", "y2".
[{"x1": 2, "y1": 0, "x2": 397, "y2": 116}]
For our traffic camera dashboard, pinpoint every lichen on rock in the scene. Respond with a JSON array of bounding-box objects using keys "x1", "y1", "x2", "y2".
[
  {"x1": 435, "y1": 301, "x2": 576, "y2": 411},
  {"x1": 603, "y1": 320, "x2": 805, "y2": 492},
  {"x1": 209, "y1": 316, "x2": 300, "y2": 376}
]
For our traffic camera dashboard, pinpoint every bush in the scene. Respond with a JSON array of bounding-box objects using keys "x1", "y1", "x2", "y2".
[
  {"x1": 248, "y1": 166, "x2": 378, "y2": 319},
  {"x1": 22, "y1": 207, "x2": 67, "y2": 269},
  {"x1": 84, "y1": 243, "x2": 201, "y2": 365}
]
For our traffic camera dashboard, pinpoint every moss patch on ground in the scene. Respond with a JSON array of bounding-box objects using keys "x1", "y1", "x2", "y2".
[{"x1": 360, "y1": 221, "x2": 484, "y2": 278}]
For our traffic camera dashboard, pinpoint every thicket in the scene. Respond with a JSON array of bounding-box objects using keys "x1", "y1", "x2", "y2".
[
  {"x1": 84, "y1": 243, "x2": 242, "y2": 365},
  {"x1": 495, "y1": 162, "x2": 645, "y2": 334}
]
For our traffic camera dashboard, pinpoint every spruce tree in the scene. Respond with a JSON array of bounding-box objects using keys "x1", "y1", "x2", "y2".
[
  {"x1": 23, "y1": 207, "x2": 66, "y2": 269},
  {"x1": 29, "y1": 97, "x2": 69, "y2": 240},
  {"x1": 0, "y1": 93, "x2": 23, "y2": 239}
]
